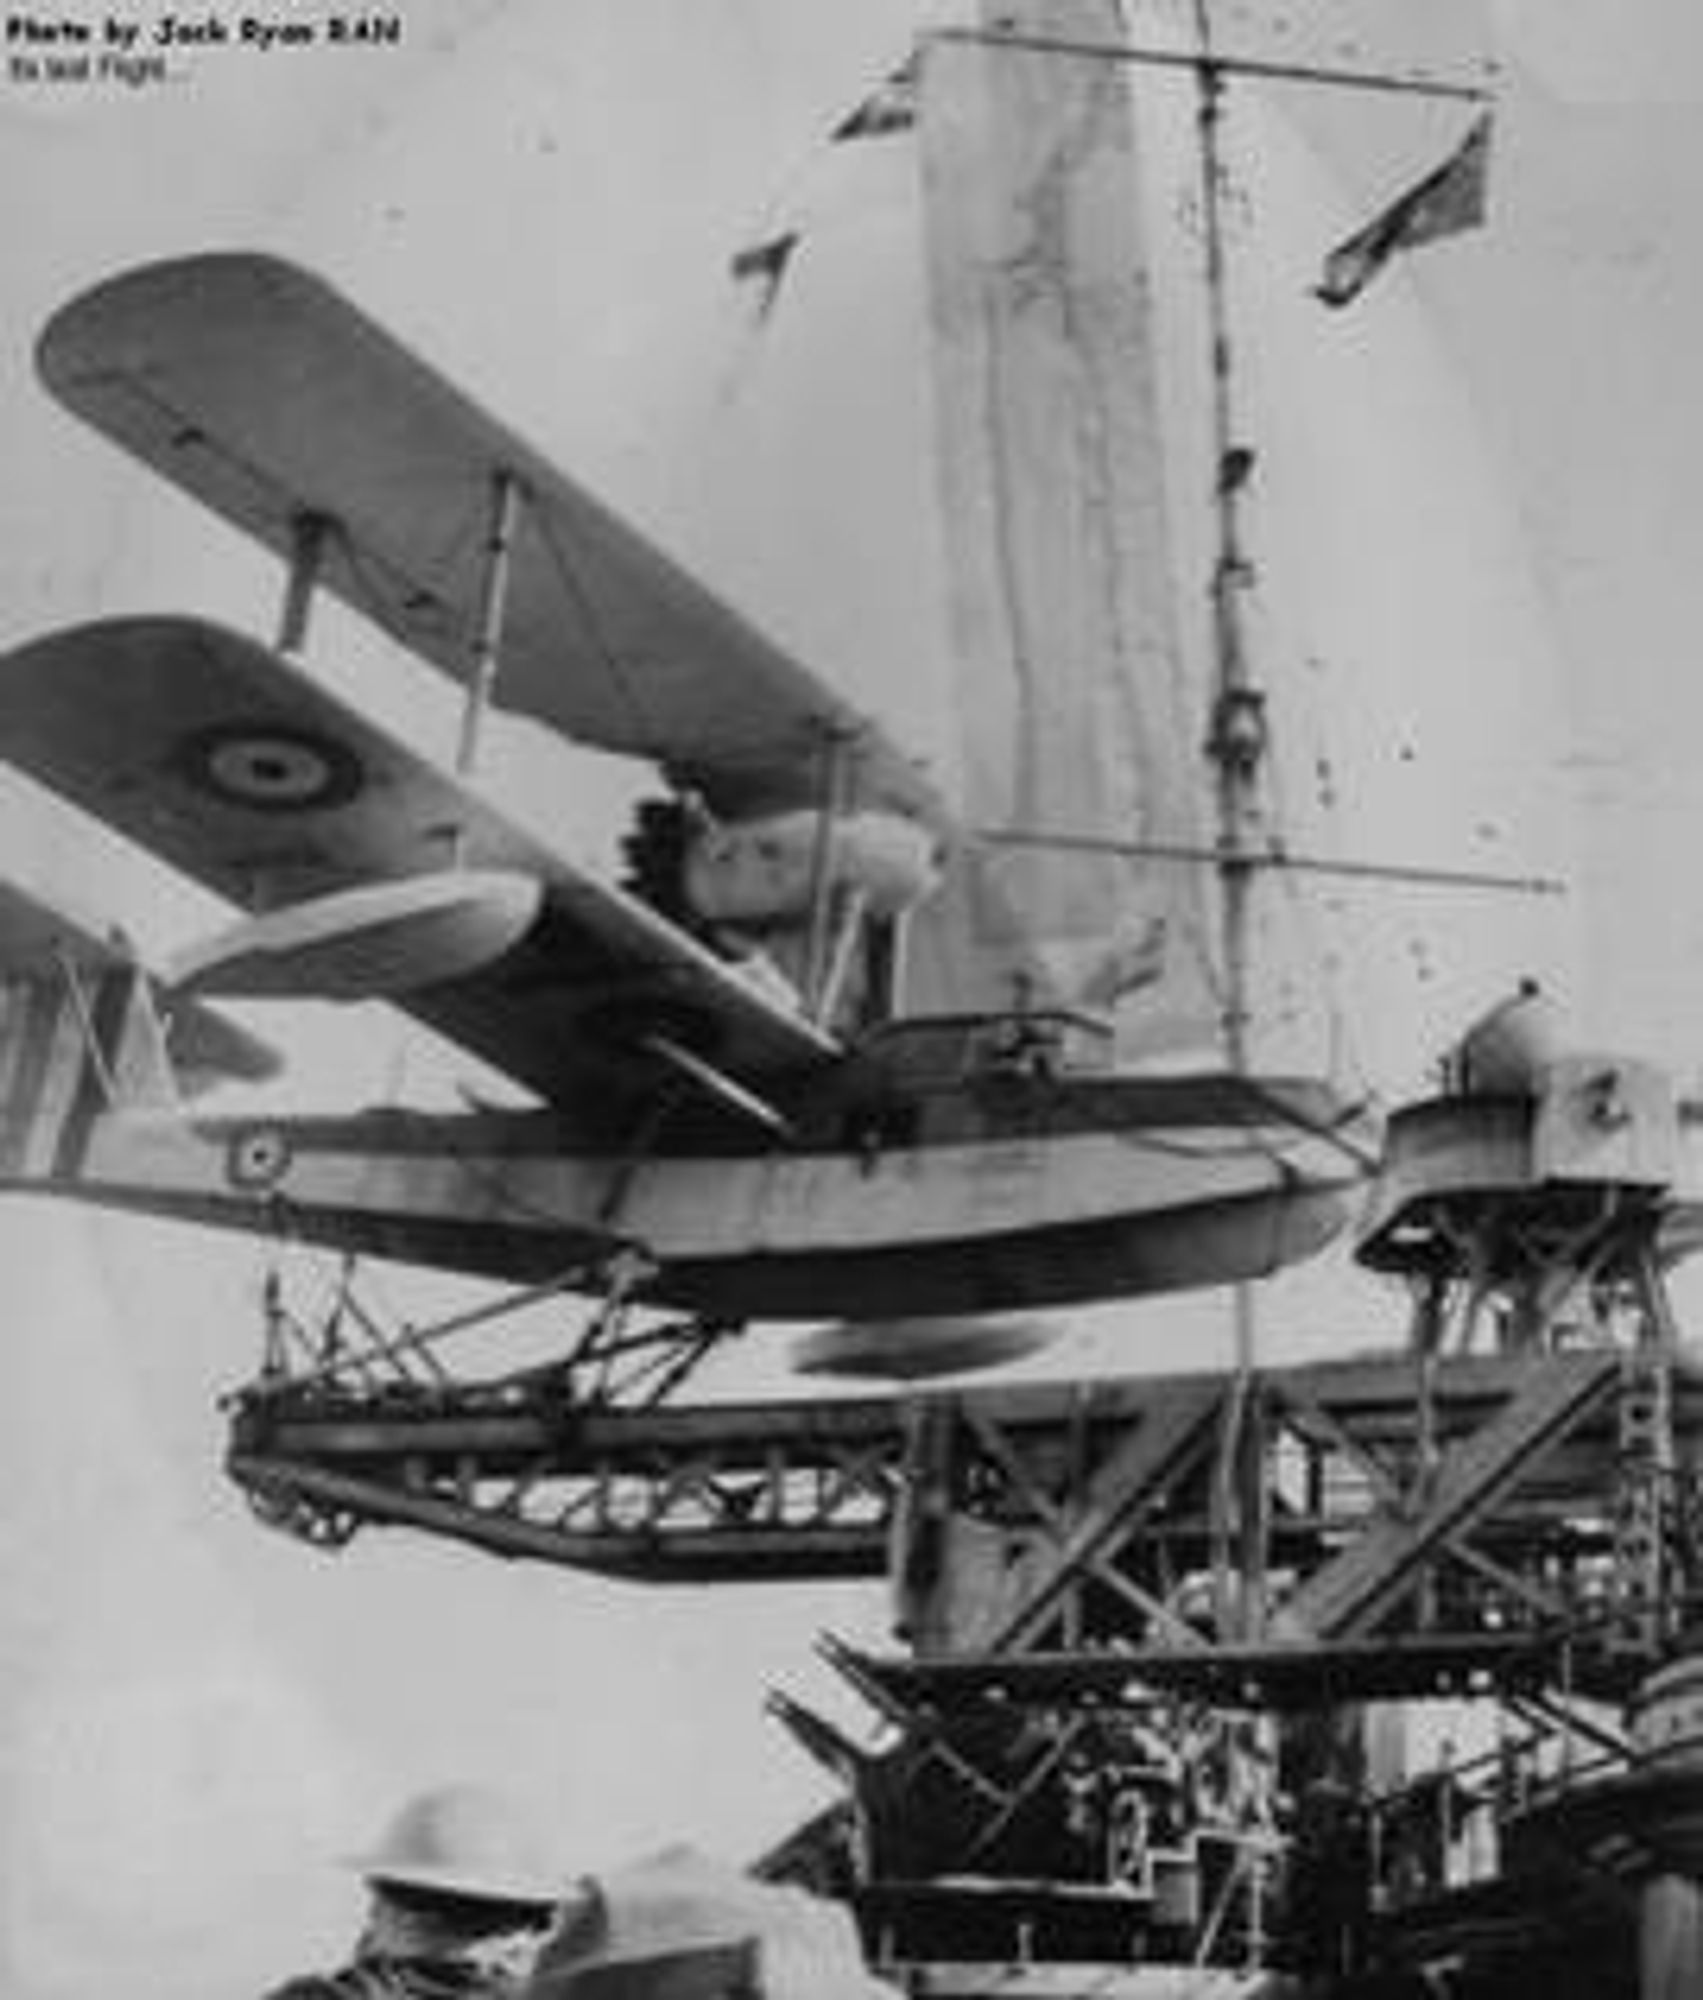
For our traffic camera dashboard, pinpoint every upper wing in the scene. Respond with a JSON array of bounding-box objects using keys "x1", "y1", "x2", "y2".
[
  {"x1": 38, "y1": 254, "x2": 942, "y2": 827},
  {"x1": 0, "y1": 616, "x2": 839, "y2": 1120}
]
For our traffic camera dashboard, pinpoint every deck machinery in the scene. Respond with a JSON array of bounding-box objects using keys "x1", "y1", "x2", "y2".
[{"x1": 227, "y1": 1020, "x2": 1703, "y2": 1998}]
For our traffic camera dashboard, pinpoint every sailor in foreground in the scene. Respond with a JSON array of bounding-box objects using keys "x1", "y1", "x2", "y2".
[{"x1": 266, "y1": 1784, "x2": 566, "y2": 2000}]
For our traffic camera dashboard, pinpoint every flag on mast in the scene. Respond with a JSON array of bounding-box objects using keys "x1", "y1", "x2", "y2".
[
  {"x1": 831, "y1": 54, "x2": 919, "y2": 142},
  {"x1": 1315, "y1": 113, "x2": 1492, "y2": 309},
  {"x1": 729, "y1": 229, "x2": 800, "y2": 319}
]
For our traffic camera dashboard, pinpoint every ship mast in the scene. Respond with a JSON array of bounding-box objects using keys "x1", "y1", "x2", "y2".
[
  {"x1": 1176, "y1": 2, "x2": 1496, "y2": 1636},
  {"x1": 1167, "y1": 3, "x2": 1493, "y2": 1636},
  {"x1": 921, "y1": 4, "x2": 1491, "y2": 1633},
  {"x1": 1193, "y1": 1, "x2": 1263, "y2": 1083},
  {"x1": 1189, "y1": 0, "x2": 1269, "y2": 1638}
]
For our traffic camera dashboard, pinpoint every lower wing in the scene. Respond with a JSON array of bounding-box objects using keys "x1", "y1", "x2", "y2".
[{"x1": 0, "y1": 616, "x2": 839, "y2": 1127}]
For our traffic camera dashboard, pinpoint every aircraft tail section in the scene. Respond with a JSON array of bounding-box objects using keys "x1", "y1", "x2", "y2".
[{"x1": 0, "y1": 879, "x2": 277, "y2": 1184}]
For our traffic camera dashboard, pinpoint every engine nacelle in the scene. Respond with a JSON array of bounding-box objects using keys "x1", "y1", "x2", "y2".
[{"x1": 684, "y1": 809, "x2": 940, "y2": 929}]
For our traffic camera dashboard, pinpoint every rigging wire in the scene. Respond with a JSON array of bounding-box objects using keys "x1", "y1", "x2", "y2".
[{"x1": 527, "y1": 488, "x2": 664, "y2": 762}]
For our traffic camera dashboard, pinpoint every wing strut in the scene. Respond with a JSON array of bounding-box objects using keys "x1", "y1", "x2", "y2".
[
  {"x1": 640, "y1": 1030, "x2": 790, "y2": 1135},
  {"x1": 801, "y1": 730, "x2": 850, "y2": 1014},
  {"x1": 455, "y1": 468, "x2": 523, "y2": 778},
  {"x1": 804, "y1": 727, "x2": 886, "y2": 1028},
  {"x1": 815, "y1": 885, "x2": 871, "y2": 1032},
  {"x1": 277, "y1": 509, "x2": 332, "y2": 654}
]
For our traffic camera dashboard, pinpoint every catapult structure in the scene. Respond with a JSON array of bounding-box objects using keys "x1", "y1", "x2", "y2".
[{"x1": 227, "y1": 1006, "x2": 1703, "y2": 1998}]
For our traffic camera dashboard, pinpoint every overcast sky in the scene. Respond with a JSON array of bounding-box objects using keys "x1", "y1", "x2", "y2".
[{"x1": 2, "y1": 4, "x2": 1702, "y2": 1995}]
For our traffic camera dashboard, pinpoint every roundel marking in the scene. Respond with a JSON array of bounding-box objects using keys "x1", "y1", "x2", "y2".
[
  {"x1": 227, "y1": 1125, "x2": 293, "y2": 1192},
  {"x1": 177, "y1": 722, "x2": 363, "y2": 813}
]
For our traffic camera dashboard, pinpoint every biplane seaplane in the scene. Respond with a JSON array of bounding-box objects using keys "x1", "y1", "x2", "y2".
[{"x1": 0, "y1": 252, "x2": 1364, "y2": 1378}]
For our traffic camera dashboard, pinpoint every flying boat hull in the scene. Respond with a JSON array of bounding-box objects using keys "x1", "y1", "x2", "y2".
[{"x1": 1, "y1": 1052, "x2": 1359, "y2": 1320}]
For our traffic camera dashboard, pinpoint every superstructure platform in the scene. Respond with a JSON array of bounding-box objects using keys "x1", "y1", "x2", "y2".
[{"x1": 223, "y1": 1013, "x2": 1703, "y2": 1997}]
